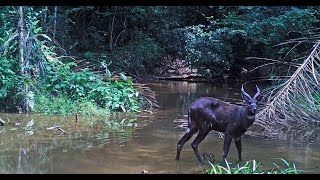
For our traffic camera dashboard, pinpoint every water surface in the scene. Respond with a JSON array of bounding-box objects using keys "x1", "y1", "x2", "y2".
[{"x1": 0, "y1": 80, "x2": 319, "y2": 174}]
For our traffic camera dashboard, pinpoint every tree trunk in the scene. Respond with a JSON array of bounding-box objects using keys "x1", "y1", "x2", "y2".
[
  {"x1": 42, "y1": 6, "x2": 48, "y2": 31},
  {"x1": 18, "y1": 6, "x2": 25, "y2": 76},
  {"x1": 108, "y1": 7, "x2": 117, "y2": 51},
  {"x1": 53, "y1": 6, "x2": 57, "y2": 40},
  {"x1": 18, "y1": 6, "x2": 29, "y2": 113}
]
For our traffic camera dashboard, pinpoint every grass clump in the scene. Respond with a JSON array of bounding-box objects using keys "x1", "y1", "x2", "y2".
[
  {"x1": 33, "y1": 94, "x2": 110, "y2": 117},
  {"x1": 206, "y1": 158, "x2": 302, "y2": 174}
]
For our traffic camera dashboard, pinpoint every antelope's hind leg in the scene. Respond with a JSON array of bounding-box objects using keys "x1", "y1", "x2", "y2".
[
  {"x1": 191, "y1": 128, "x2": 211, "y2": 162},
  {"x1": 176, "y1": 127, "x2": 198, "y2": 160}
]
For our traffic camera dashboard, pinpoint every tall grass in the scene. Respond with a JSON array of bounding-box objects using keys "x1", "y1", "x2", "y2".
[
  {"x1": 206, "y1": 158, "x2": 302, "y2": 174},
  {"x1": 33, "y1": 94, "x2": 109, "y2": 117}
]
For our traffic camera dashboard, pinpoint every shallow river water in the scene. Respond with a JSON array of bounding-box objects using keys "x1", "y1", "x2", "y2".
[{"x1": 0, "y1": 80, "x2": 319, "y2": 174}]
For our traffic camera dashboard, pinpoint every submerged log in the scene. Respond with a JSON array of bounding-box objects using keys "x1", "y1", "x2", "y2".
[{"x1": 47, "y1": 126, "x2": 67, "y2": 135}]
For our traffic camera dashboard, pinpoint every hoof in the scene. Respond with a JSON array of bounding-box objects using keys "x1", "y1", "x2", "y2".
[
  {"x1": 219, "y1": 159, "x2": 228, "y2": 167},
  {"x1": 202, "y1": 152, "x2": 215, "y2": 164},
  {"x1": 236, "y1": 160, "x2": 243, "y2": 166}
]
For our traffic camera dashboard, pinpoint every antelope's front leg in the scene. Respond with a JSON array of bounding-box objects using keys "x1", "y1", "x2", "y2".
[
  {"x1": 220, "y1": 134, "x2": 232, "y2": 166},
  {"x1": 234, "y1": 136, "x2": 242, "y2": 162}
]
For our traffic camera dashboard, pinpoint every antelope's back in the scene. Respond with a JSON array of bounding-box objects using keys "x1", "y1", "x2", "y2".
[
  {"x1": 189, "y1": 97, "x2": 242, "y2": 122},
  {"x1": 190, "y1": 97, "x2": 237, "y2": 110}
]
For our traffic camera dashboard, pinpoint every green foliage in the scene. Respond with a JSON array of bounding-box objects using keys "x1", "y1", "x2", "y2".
[
  {"x1": 184, "y1": 26, "x2": 245, "y2": 77},
  {"x1": 2, "y1": 6, "x2": 320, "y2": 113},
  {"x1": 104, "y1": 30, "x2": 165, "y2": 75},
  {"x1": 210, "y1": 7, "x2": 319, "y2": 76},
  {"x1": 33, "y1": 94, "x2": 78, "y2": 115},
  {"x1": 74, "y1": 29, "x2": 165, "y2": 76},
  {"x1": 44, "y1": 62, "x2": 94, "y2": 100},
  {"x1": 206, "y1": 159, "x2": 302, "y2": 174},
  {"x1": 77, "y1": 100, "x2": 110, "y2": 117},
  {"x1": 51, "y1": 6, "x2": 320, "y2": 79},
  {"x1": 0, "y1": 6, "x2": 60, "y2": 112},
  {"x1": 233, "y1": 7, "x2": 318, "y2": 60},
  {"x1": 85, "y1": 77, "x2": 140, "y2": 112},
  {"x1": 33, "y1": 94, "x2": 109, "y2": 117},
  {"x1": 0, "y1": 56, "x2": 20, "y2": 111},
  {"x1": 0, "y1": 7, "x2": 21, "y2": 109},
  {"x1": 0, "y1": 56, "x2": 19, "y2": 99},
  {"x1": 0, "y1": 7, "x2": 142, "y2": 114},
  {"x1": 179, "y1": 7, "x2": 320, "y2": 78},
  {"x1": 38, "y1": 61, "x2": 140, "y2": 114}
]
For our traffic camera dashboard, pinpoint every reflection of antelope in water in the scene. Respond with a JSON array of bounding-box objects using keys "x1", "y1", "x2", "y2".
[{"x1": 176, "y1": 85, "x2": 261, "y2": 165}]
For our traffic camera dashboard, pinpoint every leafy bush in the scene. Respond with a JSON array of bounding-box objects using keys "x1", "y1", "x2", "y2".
[
  {"x1": 184, "y1": 26, "x2": 246, "y2": 78},
  {"x1": 35, "y1": 61, "x2": 141, "y2": 115},
  {"x1": 33, "y1": 94, "x2": 109, "y2": 116},
  {"x1": 179, "y1": 7, "x2": 320, "y2": 79},
  {"x1": 0, "y1": 56, "x2": 19, "y2": 99},
  {"x1": 33, "y1": 94, "x2": 78, "y2": 115}
]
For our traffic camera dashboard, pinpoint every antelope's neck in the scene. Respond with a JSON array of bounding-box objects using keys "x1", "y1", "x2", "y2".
[{"x1": 242, "y1": 109, "x2": 255, "y2": 130}]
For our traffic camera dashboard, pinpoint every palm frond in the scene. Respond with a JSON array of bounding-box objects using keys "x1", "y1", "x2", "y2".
[{"x1": 254, "y1": 41, "x2": 320, "y2": 138}]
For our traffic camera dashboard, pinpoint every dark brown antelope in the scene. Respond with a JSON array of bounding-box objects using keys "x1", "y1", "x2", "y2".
[{"x1": 176, "y1": 85, "x2": 261, "y2": 165}]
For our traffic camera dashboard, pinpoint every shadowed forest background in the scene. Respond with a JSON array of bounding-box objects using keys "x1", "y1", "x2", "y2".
[
  {"x1": 1, "y1": 6, "x2": 320, "y2": 174},
  {"x1": 1, "y1": 6, "x2": 320, "y2": 114}
]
